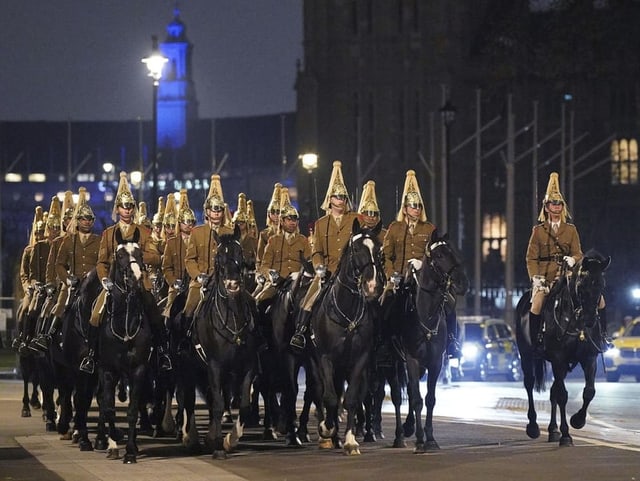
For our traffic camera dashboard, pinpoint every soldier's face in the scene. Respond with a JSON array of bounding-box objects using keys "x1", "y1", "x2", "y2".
[
  {"x1": 179, "y1": 221, "x2": 193, "y2": 235},
  {"x1": 404, "y1": 204, "x2": 422, "y2": 221},
  {"x1": 268, "y1": 211, "x2": 280, "y2": 223},
  {"x1": 281, "y1": 217, "x2": 298, "y2": 233},
  {"x1": 118, "y1": 204, "x2": 135, "y2": 223},
  {"x1": 207, "y1": 208, "x2": 224, "y2": 225},
  {"x1": 77, "y1": 216, "x2": 94, "y2": 234},
  {"x1": 164, "y1": 224, "x2": 176, "y2": 237},
  {"x1": 362, "y1": 213, "x2": 379, "y2": 228}
]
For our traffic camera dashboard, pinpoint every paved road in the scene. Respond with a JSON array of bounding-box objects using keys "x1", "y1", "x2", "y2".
[{"x1": 1, "y1": 378, "x2": 639, "y2": 481}]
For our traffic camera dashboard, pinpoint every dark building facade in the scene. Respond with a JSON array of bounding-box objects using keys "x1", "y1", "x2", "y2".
[{"x1": 295, "y1": 0, "x2": 640, "y2": 320}]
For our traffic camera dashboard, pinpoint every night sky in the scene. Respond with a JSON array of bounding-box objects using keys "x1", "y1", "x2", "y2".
[{"x1": 0, "y1": 1, "x2": 302, "y2": 121}]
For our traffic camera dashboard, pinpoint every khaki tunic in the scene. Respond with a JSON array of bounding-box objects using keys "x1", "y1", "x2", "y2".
[
  {"x1": 240, "y1": 234, "x2": 258, "y2": 267},
  {"x1": 45, "y1": 235, "x2": 67, "y2": 285},
  {"x1": 259, "y1": 233, "x2": 311, "y2": 279},
  {"x1": 525, "y1": 222, "x2": 583, "y2": 284},
  {"x1": 183, "y1": 223, "x2": 235, "y2": 316},
  {"x1": 257, "y1": 226, "x2": 277, "y2": 268},
  {"x1": 52, "y1": 232, "x2": 100, "y2": 317},
  {"x1": 311, "y1": 212, "x2": 359, "y2": 273},
  {"x1": 382, "y1": 220, "x2": 435, "y2": 278},
  {"x1": 526, "y1": 221, "x2": 583, "y2": 314},
  {"x1": 28, "y1": 240, "x2": 51, "y2": 285},
  {"x1": 162, "y1": 233, "x2": 189, "y2": 317}
]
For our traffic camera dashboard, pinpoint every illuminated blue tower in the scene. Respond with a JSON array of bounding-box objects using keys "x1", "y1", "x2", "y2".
[{"x1": 158, "y1": 7, "x2": 198, "y2": 150}]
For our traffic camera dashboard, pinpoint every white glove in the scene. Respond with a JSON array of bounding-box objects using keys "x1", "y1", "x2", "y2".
[
  {"x1": 315, "y1": 264, "x2": 327, "y2": 279},
  {"x1": 172, "y1": 279, "x2": 183, "y2": 289},
  {"x1": 531, "y1": 275, "x2": 547, "y2": 289},
  {"x1": 101, "y1": 277, "x2": 114, "y2": 291},
  {"x1": 196, "y1": 273, "x2": 208, "y2": 284},
  {"x1": 408, "y1": 258, "x2": 423, "y2": 271},
  {"x1": 390, "y1": 271, "x2": 402, "y2": 287},
  {"x1": 256, "y1": 274, "x2": 266, "y2": 285},
  {"x1": 268, "y1": 269, "x2": 280, "y2": 283},
  {"x1": 563, "y1": 256, "x2": 576, "y2": 268}
]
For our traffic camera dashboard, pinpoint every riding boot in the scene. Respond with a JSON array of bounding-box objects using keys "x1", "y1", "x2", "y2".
[
  {"x1": 529, "y1": 312, "x2": 544, "y2": 356},
  {"x1": 445, "y1": 311, "x2": 461, "y2": 359},
  {"x1": 598, "y1": 308, "x2": 614, "y2": 351},
  {"x1": 11, "y1": 332, "x2": 23, "y2": 351},
  {"x1": 153, "y1": 325, "x2": 173, "y2": 372},
  {"x1": 32, "y1": 316, "x2": 60, "y2": 352},
  {"x1": 289, "y1": 309, "x2": 312, "y2": 352},
  {"x1": 79, "y1": 325, "x2": 99, "y2": 374}
]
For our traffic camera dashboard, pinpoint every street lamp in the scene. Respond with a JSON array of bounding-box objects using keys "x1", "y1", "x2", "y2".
[
  {"x1": 439, "y1": 99, "x2": 456, "y2": 235},
  {"x1": 142, "y1": 35, "x2": 168, "y2": 203},
  {"x1": 300, "y1": 153, "x2": 319, "y2": 228}
]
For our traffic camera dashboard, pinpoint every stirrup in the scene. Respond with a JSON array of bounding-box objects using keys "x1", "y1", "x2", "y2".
[
  {"x1": 11, "y1": 336, "x2": 22, "y2": 351},
  {"x1": 289, "y1": 334, "x2": 306, "y2": 352},
  {"x1": 31, "y1": 335, "x2": 50, "y2": 352},
  {"x1": 79, "y1": 357, "x2": 95, "y2": 374},
  {"x1": 159, "y1": 354, "x2": 173, "y2": 372}
]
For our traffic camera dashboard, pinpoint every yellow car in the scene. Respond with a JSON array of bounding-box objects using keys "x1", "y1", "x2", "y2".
[{"x1": 603, "y1": 318, "x2": 640, "y2": 382}]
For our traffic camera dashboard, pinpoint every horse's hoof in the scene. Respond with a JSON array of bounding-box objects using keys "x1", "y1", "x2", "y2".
[
  {"x1": 392, "y1": 438, "x2": 406, "y2": 448},
  {"x1": 45, "y1": 421, "x2": 57, "y2": 432},
  {"x1": 363, "y1": 432, "x2": 376, "y2": 443},
  {"x1": 344, "y1": 446, "x2": 361, "y2": 455},
  {"x1": 526, "y1": 423, "x2": 540, "y2": 439},
  {"x1": 79, "y1": 439, "x2": 94, "y2": 451},
  {"x1": 263, "y1": 428, "x2": 278, "y2": 441},
  {"x1": 425, "y1": 440, "x2": 440, "y2": 451},
  {"x1": 123, "y1": 453, "x2": 137, "y2": 464},
  {"x1": 355, "y1": 426, "x2": 365, "y2": 438},
  {"x1": 94, "y1": 438, "x2": 108, "y2": 451},
  {"x1": 60, "y1": 431, "x2": 72, "y2": 441},
  {"x1": 318, "y1": 437, "x2": 333, "y2": 449},
  {"x1": 375, "y1": 430, "x2": 385, "y2": 440},
  {"x1": 285, "y1": 434, "x2": 302, "y2": 447},
  {"x1": 332, "y1": 437, "x2": 343, "y2": 449},
  {"x1": 212, "y1": 450, "x2": 228, "y2": 460},
  {"x1": 548, "y1": 431, "x2": 561, "y2": 443},
  {"x1": 402, "y1": 423, "x2": 415, "y2": 438},
  {"x1": 30, "y1": 399, "x2": 42, "y2": 410},
  {"x1": 559, "y1": 436, "x2": 574, "y2": 447},
  {"x1": 106, "y1": 448, "x2": 119, "y2": 460},
  {"x1": 110, "y1": 428, "x2": 125, "y2": 443},
  {"x1": 21, "y1": 409, "x2": 31, "y2": 418},
  {"x1": 570, "y1": 414, "x2": 586, "y2": 430}
]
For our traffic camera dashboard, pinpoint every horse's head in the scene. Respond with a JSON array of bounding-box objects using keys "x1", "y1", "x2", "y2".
[
  {"x1": 113, "y1": 228, "x2": 144, "y2": 290},
  {"x1": 214, "y1": 224, "x2": 244, "y2": 296},
  {"x1": 424, "y1": 230, "x2": 469, "y2": 296},
  {"x1": 339, "y1": 218, "x2": 385, "y2": 300},
  {"x1": 572, "y1": 250, "x2": 610, "y2": 323}
]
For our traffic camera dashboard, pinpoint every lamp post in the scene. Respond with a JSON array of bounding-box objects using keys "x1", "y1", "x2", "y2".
[
  {"x1": 142, "y1": 35, "x2": 168, "y2": 204},
  {"x1": 439, "y1": 99, "x2": 456, "y2": 235},
  {"x1": 301, "y1": 152, "x2": 319, "y2": 230}
]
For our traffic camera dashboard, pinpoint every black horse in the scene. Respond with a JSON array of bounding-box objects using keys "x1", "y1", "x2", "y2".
[
  {"x1": 51, "y1": 269, "x2": 102, "y2": 449},
  {"x1": 311, "y1": 219, "x2": 385, "y2": 455},
  {"x1": 256, "y1": 255, "x2": 318, "y2": 446},
  {"x1": 96, "y1": 229, "x2": 154, "y2": 463},
  {"x1": 392, "y1": 231, "x2": 468, "y2": 452},
  {"x1": 515, "y1": 250, "x2": 610, "y2": 447},
  {"x1": 193, "y1": 225, "x2": 261, "y2": 458}
]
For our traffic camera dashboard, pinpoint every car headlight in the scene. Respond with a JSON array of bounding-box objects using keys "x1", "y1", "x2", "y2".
[
  {"x1": 461, "y1": 342, "x2": 479, "y2": 360},
  {"x1": 604, "y1": 347, "x2": 620, "y2": 358}
]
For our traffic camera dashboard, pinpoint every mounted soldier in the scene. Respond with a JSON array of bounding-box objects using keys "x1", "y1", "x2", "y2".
[{"x1": 256, "y1": 183, "x2": 282, "y2": 270}]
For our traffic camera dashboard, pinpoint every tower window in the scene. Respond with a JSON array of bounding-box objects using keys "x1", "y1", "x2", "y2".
[{"x1": 611, "y1": 138, "x2": 638, "y2": 185}]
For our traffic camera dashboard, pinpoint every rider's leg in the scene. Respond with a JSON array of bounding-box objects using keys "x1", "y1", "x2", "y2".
[
  {"x1": 79, "y1": 324, "x2": 99, "y2": 374},
  {"x1": 142, "y1": 290, "x2": 172, "y2": 371},
  {"x1": 598, "y1": 296, "x2": 613, "y2": 350},
  {"x1": 290, "y1": 276, "x2": 322, "y2": 351}
]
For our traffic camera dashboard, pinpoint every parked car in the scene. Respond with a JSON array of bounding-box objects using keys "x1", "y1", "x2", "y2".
[
  {"x1": 603, "y1": 318, "x2": 640, "y2": 382},
  {"x1": 450, "y1": 318, "x2": 521, "y2": 382}
]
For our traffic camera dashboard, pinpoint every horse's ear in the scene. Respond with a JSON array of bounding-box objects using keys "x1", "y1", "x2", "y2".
[
  {"x1": 352, "y1": 217, "x2": 361, "y2": 234},
  {"x1": 603, "y1": 256, "x2": 612, "y2": 271},
  {"x1": 371, "y1": 219, "x2": 382, "y2": 237},
  {"x1": 115, "y1": 227, "x2": 124, "y2": 246},
  {"x1": 132, "y1": 227, "x2": 140, "y2": 244},
  {"x1": 233, "y1": 224, "x2": 241, "y2": 241}
]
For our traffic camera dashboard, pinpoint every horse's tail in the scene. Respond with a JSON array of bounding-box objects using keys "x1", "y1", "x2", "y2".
[
  {"x1": 533, "y1": 357, "x2": 547, "y2": 393},
  {"x1": 396, "y1": 360, "x2": 408, "y2": 396}
]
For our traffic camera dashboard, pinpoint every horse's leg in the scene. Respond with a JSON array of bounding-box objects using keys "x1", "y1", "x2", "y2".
[
  {"x1": 406, "y1": 358, "x2": 425, "y2": 453},
  {"x1": 72, "y1": 373, "x2": 94, "y2": 450},
  {"x1": 283, "y1": 355, "x2": 302, "y2": 446},
  {"x1": 206, "y1": 364, "x2": 226, "y2": 459},
  {"x1": 123, "y1": 364, "x2": 147, "y2": 463},
  {"x1": 317, "y1": 355, "x2": 338, "y2": 445},
  {"x1": 296, "y1": 371, "x2": 313, "y2": 443},
  {"x1": 21, "y1": 358, "x2": 32, "y2": 417},
  {"x1": 39, "y1": 361, "x2": 57, "y2": 432},
  {"x1": 343, "y1": 356, "x2": 370, "y2": 455},
  {"x1": 389, "y1": 365, "x2": 406, "y2": 448},
  {"x1": 422, "y1": 358, "x2": 443, "y2": 452},
  {"x1": 224, "y1": 367, "x2": 254, "y2": 453},
  {"x1": 550, "y1": 365, "x2": 572, "y2": 447},
  {"x1": 101, "y1": 370, "x2": 122, "y2": 459},
  {"x1": 570, "y1": 358, "x2": 597, "y2": 430}
]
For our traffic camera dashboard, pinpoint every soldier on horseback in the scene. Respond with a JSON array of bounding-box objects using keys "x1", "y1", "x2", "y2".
[
  {"x1": 256, "y1": 183, "x2": 282, "y2": 271},
  {"x1": 290, "y1": 160, "x2": 359, "y2": 351},
  {"x1": 526, "y1": 172, "x2": 611, "y2": 353},
  {"x1": 79, "y1": 172, "x2": 172, "y2": 374}
]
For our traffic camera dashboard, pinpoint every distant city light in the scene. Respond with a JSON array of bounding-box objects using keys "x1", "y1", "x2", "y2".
[
  {"x1": 4, "y1": 173, "x2": 22, "y2": 182},
  {"x1": 28, "y1": 173, "x2": 46, "y2": 182}
]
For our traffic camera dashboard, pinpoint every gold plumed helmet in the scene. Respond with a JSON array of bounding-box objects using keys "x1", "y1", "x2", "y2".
[
  {"x1": 358, "y1": 180, "x2": 380, "y2": 216},
  {"x1": 397, "y1": 170, "x2": 427, "y2": 222},
  {"x1": 232, "y1": 193, "x2": 249, "y2": 223},
  {"x1": 152, "y1": 197, "x2": 165, "y2": 226},
  {"x1": 45, "y1": 195, "x2": 62, "y2": 236},
  {"x1": 163, "y1": 193, "x2": 178, "y2": 229},
  {"x1": 320, "y1": 160, "x2": 350, "y2": 212},
  {"x1": 112, "y1": 172, "x2": 136, "y2": 222},
  {"x1": 67, "y1": 187, "x2": 94, "y2": 235},
  {"x1": 177, "y1": 188, "x2": 196, "y2": 224},
  {"x1": 279, "y1": 187, "x2": 299, "y2": 219},
  {"x1": 266, "y1": 182, "x2": 282, "y2": 227},
  {"x1": 61, "y1": 190, "x2": 75, "y2": 223},
  {"x1": 538, "y1": 172, "x2": 571, "y2": 222},
  {"x1": 137, "y1": 202, "x2": 152, "y2": 229},
  {"x1": 223, "y1": 203, "x2": 234, "y2": 229},
  {"x1": 204, "y1": 174, "x2": 225, "y2": 212},
  {"x1": 29, "y1": 206, "x2": 45, "y2": 246},
  {"x1": 247, "y1": 199, "x2": 258, "y2": 236}
]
